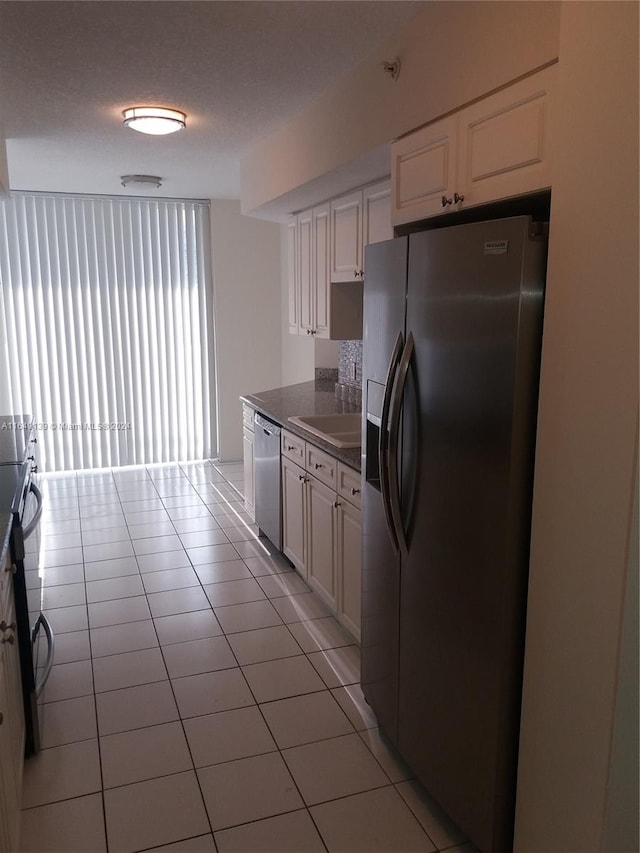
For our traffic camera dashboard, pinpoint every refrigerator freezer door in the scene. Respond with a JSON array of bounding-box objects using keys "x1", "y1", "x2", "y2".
[
  {"x1": 399, "y1": 217, "x2": 546, "y2": 852},
  {"x1": 360, "y1": 236, "x2": 408, "y2": 744}
]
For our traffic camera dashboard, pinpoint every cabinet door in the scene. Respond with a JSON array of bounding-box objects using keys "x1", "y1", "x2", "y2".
[
  {"x1": 0, "y1": 656, "x2": 17, "y2": 853},
  {"x1": 391, "y1": 115, "x2": 458, "y2": 226},
  {"x1": 363, "y1": 180, "x2": 392, "y2": 252},
  {"x1": 242, "y1": 425, "x2": 255, "y2": 519},
  {"x1": 312, "y1": 203, "x2": 330, "y2": 339},
  {"x1": 286, "y1": 217, "x2": 299, "y2": 335},
  {"x1": 330, "y1": 190, "x2": 363, "y2": 282},
  {"x1": 306, "y1": 476, "x2": 337, "y2": 610},
  {"x1": 457, "y1": 65, "x2": 556, "y2": 208},
  {"x1": 0, "y1": 553, "x2": 22, "y2": 853},
  {"x1": 281, "y1": 457, "x2": 307, "y2": 577},
  {"x1": 297, "y1": 210, "x2": 313, "y2": 335},
  {"x1": 336, "y1": 499, "x2": 361, "y2": 642}
]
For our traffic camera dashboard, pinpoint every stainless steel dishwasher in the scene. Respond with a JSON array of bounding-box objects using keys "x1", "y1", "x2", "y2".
[{"x1": 253, "y1": 413, "x2": 282, "y2": 549}]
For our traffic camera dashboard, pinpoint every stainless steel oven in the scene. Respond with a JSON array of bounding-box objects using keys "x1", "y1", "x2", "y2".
[{"x1": 0, "y1": 417, "x2": 53, "y2": 755}]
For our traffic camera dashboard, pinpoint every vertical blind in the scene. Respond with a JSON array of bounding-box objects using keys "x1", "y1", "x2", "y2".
[{"x1": 0, "y1": 193, "x2": 215, "y2": 471}]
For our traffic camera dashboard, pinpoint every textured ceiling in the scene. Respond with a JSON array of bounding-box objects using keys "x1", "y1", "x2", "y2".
[{"x1": 0, "y1": 0, "x2": 425, "y2": 201}]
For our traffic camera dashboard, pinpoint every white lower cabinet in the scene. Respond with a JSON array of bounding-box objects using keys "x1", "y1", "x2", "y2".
[
  {"x1": 306, "y1": 475, "x2": 337, "y2": 610},
  {"x1": 336, "y1": 497, "x2": 362, "y2": 643},
  {"x1": 281, "y1": 456, "x2": 307, "y2": 577},
  {"x1": 242, "y1": 427, "x2": 255, "y2": 519},
  {"x1": 0, "y1": 548, "x2": 24, "y2": 853},
  {"x1": 242, "y1": 404, "x2": 255, "y2": 520},
  {"x1": 280, "y1": 432, "x2": 361, "y2": 640}
]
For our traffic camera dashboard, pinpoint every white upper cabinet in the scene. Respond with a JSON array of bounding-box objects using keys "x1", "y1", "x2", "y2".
[
  {"x1": 362, "y1": 180, "x2": 393, "y2": 250},
  {"x1": 330, "y1": 189, "x2": 364, "y2": 282},
  {"x1": 457, "y1": 65, "x2": 555, "y2": 208},
  {"x1": 286, "y1": 217, "x2": 298, "y2": 335},
  {"x1": 331, "y1": 180, "x2": 393, "y2": 279},
  {"x1": 289, "y1": 179, "x2": 391, "y2": 338},
  {"x1": 391, "y1": 65, "x2": 556, "y2": 226},
  {"x1": 312, "y1": 203, "x2": 330, "y2": 339},
  {"x1": 391, "y1": 115, "x2": 458, "y2": 226},
  {"x1": 297, "y1": 209, "x2": 313, "y2": 335}
]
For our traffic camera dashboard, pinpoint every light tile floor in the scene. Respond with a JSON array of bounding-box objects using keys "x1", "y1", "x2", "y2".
[{"x1": 20, "y1": 459, "x2": 475, "y2": 853}]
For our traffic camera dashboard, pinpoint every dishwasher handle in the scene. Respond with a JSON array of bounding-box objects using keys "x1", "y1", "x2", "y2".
[{"x1": 254, "y1": 413, "x2": 281, "y2": 438}]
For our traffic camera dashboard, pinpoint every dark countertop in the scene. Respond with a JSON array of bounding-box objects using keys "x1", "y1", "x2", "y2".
[
  {"x1": 0, "y1": 512, "x2": 11, "y2": 567},
  {"x1": 241, "y1": 380, "x2": 362, "y2": 472}
]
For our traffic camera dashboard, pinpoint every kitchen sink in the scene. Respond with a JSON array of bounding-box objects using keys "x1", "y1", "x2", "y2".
[{"x1": 287, "y1": 413, "x2": 362, "y2": 449}]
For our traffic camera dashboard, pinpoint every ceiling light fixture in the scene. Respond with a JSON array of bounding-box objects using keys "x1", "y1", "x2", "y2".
[
  {"x1": 122, "y1": 106, "x2": 186, "y2": 135},
  {"x1": 120, "y1": 174, "x2": 163, "y2": 189}
]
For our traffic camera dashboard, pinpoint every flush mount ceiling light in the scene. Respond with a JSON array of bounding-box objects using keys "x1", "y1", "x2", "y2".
[
  {"x1": 120, "y1": 174, "x2": 162, "y2": 189},
  {"x1": 122, "y1": 106, "x2": 186, "y2": 135}
]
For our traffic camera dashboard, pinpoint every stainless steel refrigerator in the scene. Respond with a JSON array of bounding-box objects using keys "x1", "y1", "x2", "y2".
[{"x1": 361, "y1": 216, "x2": 547, "y2": 853}]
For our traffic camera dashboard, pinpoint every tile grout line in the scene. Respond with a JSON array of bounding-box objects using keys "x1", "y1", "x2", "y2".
[{"x1": 32, "y1": 461, "x2": 441, "y2": 853}]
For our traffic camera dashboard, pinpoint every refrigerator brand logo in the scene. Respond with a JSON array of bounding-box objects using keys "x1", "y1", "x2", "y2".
[{"x1": 484, "y1": 240, "x2": 509, "y2": 255}]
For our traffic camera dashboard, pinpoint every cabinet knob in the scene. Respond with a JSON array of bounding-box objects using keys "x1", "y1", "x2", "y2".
[
  {"x1": 454, "y1": 192, "x2": 465, "y2": 204},
  {"x1": 298, "y1": 474, "x2": 306, "y2": 482},
  {"x1": 306, "y1": 329, "x2": 312, "y2": 335},
  {"x1": 314, "y1": 463, "x2": 323, "y2": 470},
  {"x1": 334, "y1": 500, "x2": 341, "y2": 508},
  {"x1": 350, "y1": 487, "x2": 361, "y2": 495},
  {"x1": 1, "y1": 634, "x2": 14, "y2": 645},
  {"x1": 441, "y1": 196, "x2": 453, "y2": 207},
  {"x1": 286, "y1": 445, "x2": 295, "y2": 452},
  {"x1": 0, "y1": 620, "x2": 16, "y2": 633}
]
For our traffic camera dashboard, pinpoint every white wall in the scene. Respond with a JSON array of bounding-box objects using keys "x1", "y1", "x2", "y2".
[
  {"x1": 210, "y1": 200, "x2": 282, "y2": 460},
  {"x1": 515, "y1": 3, "x2": 639, "y2": 849},
  {"x1": 604, "y1": 454, "x2": 638, "y2": 852},
  {"x1": 241, "y1": 1, "x2": 560, "y2": 214}
]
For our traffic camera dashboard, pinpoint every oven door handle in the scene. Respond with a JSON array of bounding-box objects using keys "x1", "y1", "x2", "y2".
[
  {"x1": 32, "y1": 613, "x2": 55, "y2": 697},
  {"x1": 22, "y1": 481, "x2": 43, "y2": 541}
]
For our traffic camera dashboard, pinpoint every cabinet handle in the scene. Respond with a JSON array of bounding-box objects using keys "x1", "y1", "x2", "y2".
[
  {"x1": 441, "y1": 196, "x2": 453, "y2": 207},
  {"x1": 0, "y1": 712, "x2": 3, "y2": 725},
  {"x1": 0, "y1": 620, "x2": 16, "y2": 632},
  {"x1": 350, "y1": 487, "x2": 361, "y2": 495},
  {"x1": 1, "y1": 634, "x2": 15, "y2": 645},
  {"x1": 454, "y1": 192, "x2": 465, "y2": 204}
]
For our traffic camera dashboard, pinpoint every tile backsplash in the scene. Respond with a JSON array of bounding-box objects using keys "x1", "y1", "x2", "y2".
[{"x1": 338, "y1": 340, "x2": 363, "y2": 387}]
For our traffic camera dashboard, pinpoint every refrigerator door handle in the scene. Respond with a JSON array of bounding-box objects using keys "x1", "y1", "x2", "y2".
[
  {"x1": 388, "y1": 331, "x2": 414, "y2": 558},
  {"x1": 379, "y1": 330, "x2": 404, "y2": 552}
]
